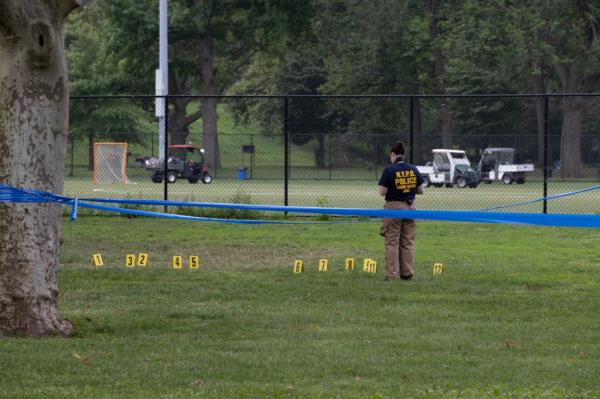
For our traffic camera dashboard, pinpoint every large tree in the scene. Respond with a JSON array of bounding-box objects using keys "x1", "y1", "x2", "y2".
[
  {"x1": 70, "y1": 0, "x2": 304, "y2": 168},
  {"x1": 540, "y1": 0, "x2": 600, "y2": 178},
  {"x1": 426, "y1": 0, "x2": 453, "y2": 148},
  {"x1": 0, "y1": 0, "x2": 89, "y2": 336}
]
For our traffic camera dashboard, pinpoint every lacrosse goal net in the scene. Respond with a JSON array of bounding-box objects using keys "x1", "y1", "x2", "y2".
[{"x1": 93, "y1": 142, "x2": 130, "y2": 184}]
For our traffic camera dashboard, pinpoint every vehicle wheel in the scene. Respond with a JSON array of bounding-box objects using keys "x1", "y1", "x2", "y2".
[
  {"x1": 468, "y1": 182, "x2": 478, "y2": 188},
  {"x1": 434, "y1": 183, "x2": 443, "y2": 188},
  {"x1": 422, "y1": 176, "x2": 430, "y2": 188},
  {"x1": 456, "y1": 177, "x2": 467, "y2": 188},
  {"x1": 516, "y1": 178, "x2": 525, "y2": 184},
  {"x1": 166, "y1": 172, "x2": 177, "y2": 184},
  {"x1": 445, "y1": 183, "x2": 454, "y2": 188},
  {"x1": 202, "y1": 173, "x2": 213, "y2": 184},
  {"x1": 502, "y1": 174, "x2": 513, "y2": 184},
  {"x1": 188, "y1": 176, "x2": 199, "y2": 184},
  {"x1": 151, "y1": 173, "x2": 163, "y2": 183}
]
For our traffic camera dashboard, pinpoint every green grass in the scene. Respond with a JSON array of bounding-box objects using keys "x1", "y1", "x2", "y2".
[
  {"x1": 2, "y1": 217, "x2": 600, "y2": 398},
  {"x1": 63, "y1": 178, "x2": 600, "y2": 214}
]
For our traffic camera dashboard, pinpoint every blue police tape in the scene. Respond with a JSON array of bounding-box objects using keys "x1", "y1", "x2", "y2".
[
  {"x1": 2, "y1": 183, "x2": 600, "y2": 228},
  {"x1": 476, "y1": 184, "x2": 600, "y2": 211},
  {"x1": 79, "y1": 196, "x2": 600, "y2": 228},
  {"x1": 72, "y1": 200, "x2": 368, "y2": 225},
  {"x1": 0, "y1": 184, "x2": 366, "y2": 225}
]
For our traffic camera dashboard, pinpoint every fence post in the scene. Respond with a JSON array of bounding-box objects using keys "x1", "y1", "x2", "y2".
[
  {"x1": 163, "y1": 94, "x2": 169, "y2": 212},
  {"x1": 375, "y1": 135, "x2": 380, "y2": 180},
  {"x1": 250, "y1": 133, "x2": 254, "y2": 179},
  {"x1": 284, "y1": 96, "x2": 289, "y2": 209},
  {"x1": 409, "y1": 96, "x2": 414, "y2": 163},
  {"x1": 328, "y1": 134, "x2": 332, "y2": 181},
  {"x1": 543, "y1": 94, "x2": 549, "y2": 214}
]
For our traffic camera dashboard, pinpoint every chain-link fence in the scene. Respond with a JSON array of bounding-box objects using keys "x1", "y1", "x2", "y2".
[{"x1": 66, "y1": 95, "x2": 600, "y2": 214}]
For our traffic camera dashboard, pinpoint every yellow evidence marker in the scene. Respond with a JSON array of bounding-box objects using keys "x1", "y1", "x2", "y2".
[
  {"x1": 137, "y1": 253, "x2": 148, "y2": 267},
  {"x1": 189, "y1": 256, "x2": 199, "y2": 270},
  {"x1": 92, "y1": 254, "x2": 104, "y2": 267},
  {"x1": 363, "y1": 259, "x2": 378, "y2": 273},
  {"x1": 318, "y1": 259, "x2": 329, "y2": 272},
  {"x1": 345, "y1": 258, "x2": 355, "y2": 271},
  {"x1": 293, "y1": 259, "x2": 304, "y2": 273},
  {"x1": 432, "y1": 262, "x2": 444, "y2": 275},
  {"x1": 172, "y1": 256, "x2": 183, "y2": 269},
  {"x1": 368, "y1": 260, "x2": 378, "y2": 273},
  {"x1": 125, "y1": 254, "x2": 136, "y2": 268}
]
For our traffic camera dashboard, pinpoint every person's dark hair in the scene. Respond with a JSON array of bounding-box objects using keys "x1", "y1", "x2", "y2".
[{"x1": 391, "y1": 142, "x2": 405, "y2": 156}]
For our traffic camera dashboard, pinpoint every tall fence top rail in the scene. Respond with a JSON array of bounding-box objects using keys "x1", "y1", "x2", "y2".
[{"x1": 70, "y1": 93, "x2": 600, "y2": 100}]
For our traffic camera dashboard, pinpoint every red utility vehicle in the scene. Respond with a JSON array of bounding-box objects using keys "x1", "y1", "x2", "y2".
[{"x1": 144, "y1": 144, "x2": 212, "y2": 184}]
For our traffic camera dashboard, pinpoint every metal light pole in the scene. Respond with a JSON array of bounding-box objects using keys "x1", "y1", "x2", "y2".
[{"x1": 156, "y1": 0, "x2": 168, "y2": 160}]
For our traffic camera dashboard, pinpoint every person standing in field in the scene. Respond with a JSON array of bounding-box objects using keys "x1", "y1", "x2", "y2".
[{"x1": 378, "y1": 142, "x2": 425, "y2": 281}]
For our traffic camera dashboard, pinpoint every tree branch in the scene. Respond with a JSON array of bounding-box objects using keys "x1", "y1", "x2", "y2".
[
  {"x1": 57, "y1": 0, "x2": 93, "y2": 20},
  {"x1": 185, "y1": 110, "x2": 203, "y2": 127},
  {"x1": 554, "y1": 63, "x2": 568, "y2": 87},
  {"x1": 0, "y1": 4, "x2": 19, "y2": 37},
  {"x1": 583, "y1": 71, "x2": 600, "y2": 92}
]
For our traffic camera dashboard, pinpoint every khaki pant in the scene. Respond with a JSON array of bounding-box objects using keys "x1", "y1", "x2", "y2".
[{"x1": 380, "y1": 201, "x2": 417, "y2": 279}]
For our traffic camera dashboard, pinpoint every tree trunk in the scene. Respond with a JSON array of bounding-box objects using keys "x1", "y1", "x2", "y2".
[
  {"x1": 412, "y1": 97, "x2": 423, "y2": 165},
  {"x1": 560, "y1": 96, "x2": 584, "y2": 178},
  {"x1": 550, "y1": 2, "x2": 599, "y2": 178},
  {"x1": 406, "y1": 82, "x2": 423, "y2": 164},
  {"x1": 427, "y1": 0, "x2": 453, "y2": 148},
  {"x1": 0, "y1": 0, "x2": 88, "y2": 337},
  {"x1": 88, "y1": 132, "x2": 94, "y2": 170},
  {"x1": 199, "y1": 36, "x2": 220, "y2": 168},
  {"x1": 169, "y1": 97, "x2": 191, "y2": 146},
  {"x1": 167, "y1": 71, "x2": 201, "y2": 146},
  {"x1": 315, "y1": 135, "x2": 326, "y2": 168},
  {"x1": 331, "y1": 134, "x2": 350, "y2": 167},
  {"x1": 554, "y1": 63, "x2": 587, "y2": 178},
  {"x1": 531, "y1": 74, "x2": 546, "y2": 167}
]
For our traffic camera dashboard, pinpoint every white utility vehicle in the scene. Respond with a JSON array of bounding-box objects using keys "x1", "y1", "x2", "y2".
[
  {"x1": 417, "y1": 149, "x2": 479, "y2": 188},
  {"x1": 477, "y1": 147, "x2": 534, "y2": 184}
]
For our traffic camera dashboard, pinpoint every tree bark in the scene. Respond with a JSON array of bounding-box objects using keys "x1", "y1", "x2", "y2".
[
  {"x1": 199, "y1": 35, "x2": 220, "y2": 168},
  {"x1": 554, "y1": 63, "x2": 587, "y2": 178},
  {"x1": 560, "y1": 95, "x2": 584, "y2": 178},
  {"x1": 427, "y1": 0, "x2": 453, "y2": 148},
  {"x1": 331, "y1": 134, "x2": 350, "y2": 167},
  {"x1": 550, "y1": 0, "x2": 599, "y2": 178},
  {"x1": 0, "y1": 0, "x2": 88, "y2": 337},
  {"x1": 169, "y1": 97, "x2": 191, "y2": 146},
  {"x1": 167, "y1": 70, "x2": 202, "y2": 146},
  {"x1": 406, "y1": 82, "x2": 422, "y2": 165},
  {"x1": 315, "y1": 135, "x2": 326, "y2": 168},
  {"x1": 531, "y1": 69, "x2": 547, "y2": 168}
]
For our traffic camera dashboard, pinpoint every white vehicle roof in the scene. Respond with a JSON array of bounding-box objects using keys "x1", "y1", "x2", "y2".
[
  {"x1": 432, "y1": 149, "x2": 467, "y2": 154},
  {"x1": 430, "y1": 148, "x2": 471, "y2": 166},
  {"x1": 483, "y1": 147, "x2": 515, "y2": 152}
]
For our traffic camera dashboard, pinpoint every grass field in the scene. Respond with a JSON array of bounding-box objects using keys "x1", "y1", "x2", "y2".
[
  {"x1": 1, "y1": 217, "x2": 600, "y2": 398},
  {"x1": 65, "y1": 177, "x2": 600, "y2": 214}
]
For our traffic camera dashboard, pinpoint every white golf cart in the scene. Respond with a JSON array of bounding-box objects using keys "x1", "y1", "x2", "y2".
[
  {"x1": 477, "y1": 147, "x2": 534, "y2": 184},
  {"x1": 417, "y1": 149, "x2": 479, "y2": 188}
]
